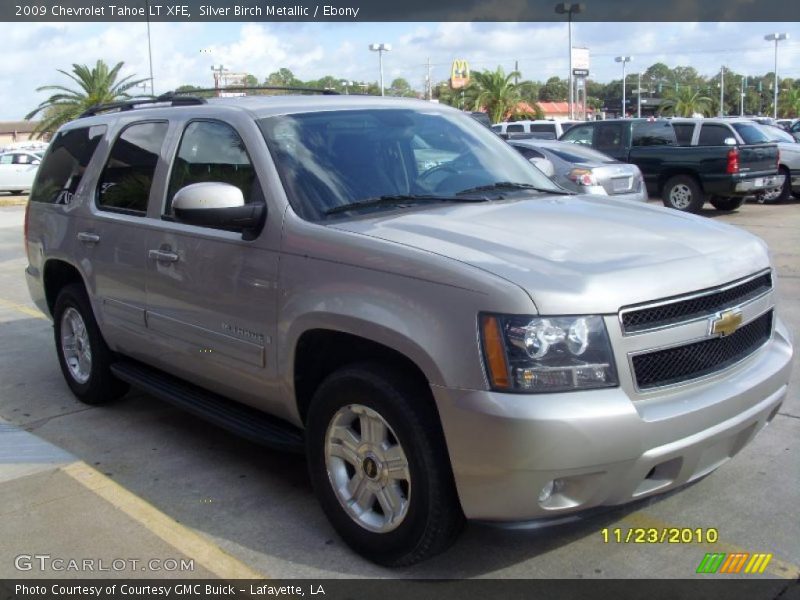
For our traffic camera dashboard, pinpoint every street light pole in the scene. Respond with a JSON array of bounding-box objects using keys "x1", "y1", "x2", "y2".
[
  {"x1": 719, "y1": 66, "x2": 724, "y2": 117},
  {"x1": 555, "y1": 3, "x2": 583, "y2": 120},
  {"x1": 765, "y1": 33, "x2": 789, "y2": 119},
  {"x1": 369, "y1": 43, "x2": 392, "y2": 96},
  {"x1": 615, "y1": 56, "x2": 632, "y2": 117},
  {"x1": 144, "y1": 0, "x2": 155, "y2": 95},
  {"x1": 637, "y1": 72, "x2": 641, "y2": 118}
]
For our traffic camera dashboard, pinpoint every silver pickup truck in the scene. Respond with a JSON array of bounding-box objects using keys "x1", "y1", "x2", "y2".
[{"x1": 24, "y1": 93, "x2": 793, "y2": 566}]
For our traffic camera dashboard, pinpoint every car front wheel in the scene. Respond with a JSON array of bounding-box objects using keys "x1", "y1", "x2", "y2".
[{"x1": 306, "y1": 363, "x2": 464, "y2": 566}]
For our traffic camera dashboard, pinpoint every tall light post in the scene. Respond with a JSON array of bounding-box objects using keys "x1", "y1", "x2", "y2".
[
  {"x1": 369, "y1": 43, "x2": 391, "y2": 96},
  {"x1": 144, "y1": 0, "x2": 155, "y2": 95},
  {"x1": 340, "y1": 80, "x2": 352, "y2": 95},
  {"x1": 555, "y1": 3, "x2": 583, "y2": 120},
  {"x1": 764, "y1": 33, "x2": 789, "y2": 119},
  {"x1": 615, "y1": 56, "x2": 632, "y2": 117}
]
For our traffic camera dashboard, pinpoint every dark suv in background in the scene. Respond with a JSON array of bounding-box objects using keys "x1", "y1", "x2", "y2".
[{"x1": 560, "y1": 118, "x2": 783, "y2": 212}]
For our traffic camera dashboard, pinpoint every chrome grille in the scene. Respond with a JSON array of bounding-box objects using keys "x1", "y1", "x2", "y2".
[
  {"x1": 632, "y1": 311, "x2": 773, "y2": 390},
  {"x1": 621, "y1": 271, "x2": 772, "y2": 334}
]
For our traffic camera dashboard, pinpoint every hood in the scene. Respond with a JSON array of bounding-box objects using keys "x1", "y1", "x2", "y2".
[{"x1": 330, "y1": 195, "x2": 770, "y2": 314}]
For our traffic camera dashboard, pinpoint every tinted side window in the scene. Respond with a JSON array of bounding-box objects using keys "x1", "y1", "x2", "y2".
[
  {"x1": 594, "y1": 123, "x2": 624, "y2": 152},
  {"x1": 561, "y1": 124, "x2": 594, "y2": 145},
  {"x1": 732, "y1": 123, "x2": 770, "y2": 145},
  {"x1": 506, "y1": 124, "x2": 525, "y2": 133},
  {"x1": 29, "y1": 125, "x2": 106, "y2": 204},
  {"x1": 632, "y1": 122, "x2": 675, "y2": 146},
  {"x1": 0, "y1": 155, "x2": 12, "y2": 165},
  {"x1": 97, "y1": 122, "x2": 168, "y2": 215},
  {"x1": 166, "y1": 121, "x2": 256, "y2": 216},
  {"x1": 529, "y1": 124, "x2": 556, "y2": 133},
  {"x1": 13, "y1": 154, "x2": 32, "y2": 165},
  {"x1": 698, "y1": 124, "x2": 733, "y2": 146},
  {"x1": 673, "y1": 124, "x2": 695, "y2": 146}
]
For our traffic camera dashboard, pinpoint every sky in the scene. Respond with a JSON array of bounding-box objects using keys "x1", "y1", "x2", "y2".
[{"x1": 4, "y1": 21, "x2": 800, "y2": 120}]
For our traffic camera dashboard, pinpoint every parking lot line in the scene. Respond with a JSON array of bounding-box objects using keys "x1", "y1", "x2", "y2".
[
  {"x1": 61, "y1": 461, "x2": 264, "y2": 580},
  {"x1": 621, "y1": 511, "x2": 799, "y2": 579},
  {"x1": 0, "y1": 297, "x2": 45, "y2": 320}
]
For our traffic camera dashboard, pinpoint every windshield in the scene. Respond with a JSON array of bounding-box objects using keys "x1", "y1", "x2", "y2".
[
  {"x1": 259, "y1": 108, "x2": 560, "y2": 220},
  {"x1": 756, "y1": 124, "x2": 794, "y2": 143}
]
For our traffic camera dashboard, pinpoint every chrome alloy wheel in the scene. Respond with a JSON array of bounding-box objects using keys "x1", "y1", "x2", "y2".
[
  {"x1": 669, "y1": 183, "x2": 692, "y2": 209},
  {"x1": 60, "y1": 307, "x2": 92, "y2": 384},
  {"x1": 324, "y1": 404, "x2": 411, "y2": 533},
  {"x1": 760, "y1": 186, "x2": 781, "y2": 203}
]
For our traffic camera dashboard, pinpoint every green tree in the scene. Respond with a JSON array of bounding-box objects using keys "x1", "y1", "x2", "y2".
[
  {"x1": 25, "y1": 60, "x2": 146, "y2": 138},
  {"x1": 658, "y1": 87, "x2": 714, "y2": 117},
  {"x1": 779, "y1": 87, "x2": 800, "y2": 118},
  {"x1": 264, "y1": 68, "x2": 302, "y2": 87},
  {"x1": 389, "y1": 78, "x2": 416, "y2": 97},
  {"x1": 538, "y1": 76, "x2": 568, "y2": 101},
  {"x1": 467, "y1": 67, "x2": 534, "y2": 123}
]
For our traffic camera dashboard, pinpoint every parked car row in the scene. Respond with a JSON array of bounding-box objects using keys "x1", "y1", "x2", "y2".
[{"x1": 0, "y1": 150, "x2": 44, "y2": 194}]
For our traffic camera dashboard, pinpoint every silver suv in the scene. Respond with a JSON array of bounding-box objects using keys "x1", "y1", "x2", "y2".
[{"x1": 24, "y1": 92, "x2": 793, "y2": 566}]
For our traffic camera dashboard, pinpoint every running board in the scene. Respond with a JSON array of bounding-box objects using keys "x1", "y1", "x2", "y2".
[{"x1": 111, "y1": 361, "x2": 304, "y2": 454}]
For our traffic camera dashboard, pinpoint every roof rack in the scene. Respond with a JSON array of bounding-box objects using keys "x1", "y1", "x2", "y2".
[
  {"x1": 170, "y1": 85, "x2": 340, "y2": 96},
  {"x1": 79, "y1": 92, "x2": 206, "y2": 118}
]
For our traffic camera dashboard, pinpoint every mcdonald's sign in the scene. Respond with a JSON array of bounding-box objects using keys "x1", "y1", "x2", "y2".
[
  {"x1": 696, "y1": 552, "x2": 773, "y2": 574},
  {"x1": 450, "y1": 59, "x2": 470, "y2": 89}
]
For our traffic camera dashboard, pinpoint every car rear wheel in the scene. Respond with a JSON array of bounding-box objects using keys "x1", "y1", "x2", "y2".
[
  {"x1": 662, "y1": 175, "x2": 704, "y2": 212},
  {"x1": 709, "y1": 196, "x2": 745, "y2": 211},
  {"x1": 306, "y1": 363, "x2": 464, "y2": 566},
  {"x1": 53, "y1": 283, "x2": 128, "y2": 404}
]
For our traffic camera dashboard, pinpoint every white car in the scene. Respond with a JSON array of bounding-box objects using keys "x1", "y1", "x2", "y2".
[
  {"x1": 0, "y1": 150, "x2": 43, "y2": 194},
  {"x1": 754, "y1": 124, "x2": 800, "y2": 203},
  {"x1": 491, "y1": 119, "x2": 578, "y2": 139}
]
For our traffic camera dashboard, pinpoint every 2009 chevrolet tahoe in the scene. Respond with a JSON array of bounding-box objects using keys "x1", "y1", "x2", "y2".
[{"x1": 24, "y1": 92, "x2": 793, "y2": 566}]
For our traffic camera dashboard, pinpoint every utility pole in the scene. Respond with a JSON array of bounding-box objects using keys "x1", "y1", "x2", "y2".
[
  {"x1": 719, "y1": 66, "x2": 724, "y2": 117},
  {"x1": 514, "y1": 59, "x2": 519, "y2": 85},
  {"x1": 426, "y1": 57, "x2": 432, "y2": 101},
  {"x1": 637, "y1": 72, "x2": 642, "y2": 118},
  {"x1": 741, "y1": 75, "x2": 746, "y2": 116},
  {"x1": 144, "y1": 0, "x2": 155, "y2": 95}
]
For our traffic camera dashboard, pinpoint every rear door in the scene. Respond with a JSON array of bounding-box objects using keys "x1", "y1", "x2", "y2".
[
  {"x1": 77, "y1": 120, "x2": 170, "y2": 356},
  {"x1": 143, "y1": 118, "x2": 279, "y2": 411},
  {"x1": 627, "y1": 121, "x2": 678, "y2": 191}
]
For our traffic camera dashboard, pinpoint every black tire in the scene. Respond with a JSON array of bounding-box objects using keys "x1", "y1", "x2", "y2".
[
  {"x1": 662, "y1": 175, "x2": 705, "y2": 213},
  {"x1": 760, "y1": 167, "x2": 792, "y2": 204},
  {"x1": 11, "y1": 190, "x2": 25, "y2": 196},
  {"x1": 306, "y1": 363, "x2": 464, "y2": 566},
  {"x1": 709, "y1": 196, "x2": 745, "y2": 211},
  {"x1": 53, "y1": 283, "x2": 128, "y2": 405}
]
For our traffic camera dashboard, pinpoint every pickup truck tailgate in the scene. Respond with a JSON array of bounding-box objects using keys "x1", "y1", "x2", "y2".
[{"x1": 739, "y1": 143, "x2": 779, "y2": 174}]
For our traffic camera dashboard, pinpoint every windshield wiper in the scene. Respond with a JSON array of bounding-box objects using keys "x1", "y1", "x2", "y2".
[
  {"x1": 325, "y1": 194, "x2": 488, "y2": 216},
  {"x1": 456, "y1": 181, "x2": 573, "y2": 196}
]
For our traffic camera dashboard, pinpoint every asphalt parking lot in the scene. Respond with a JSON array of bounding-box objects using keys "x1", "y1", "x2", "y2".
[{"x1": 0, "y1": 198, "x2": 798, "y2": 580}]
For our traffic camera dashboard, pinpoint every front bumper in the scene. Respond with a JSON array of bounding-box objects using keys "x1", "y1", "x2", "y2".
[{"x1": 432, "y1": 318, "x2": 792, "y2": 521}]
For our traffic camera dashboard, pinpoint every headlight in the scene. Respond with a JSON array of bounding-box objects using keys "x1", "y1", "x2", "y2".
[{"x1": 480, "y1": 314, "x2": 618, "y2": 393}]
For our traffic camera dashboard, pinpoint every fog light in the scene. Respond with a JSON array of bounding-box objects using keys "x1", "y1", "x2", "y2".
[{"x1": 538, "y1": 479, "x2": 564, "y2": 503}]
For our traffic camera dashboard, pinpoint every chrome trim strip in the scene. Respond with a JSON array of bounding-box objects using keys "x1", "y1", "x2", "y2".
[
  {"x1": 627, "y1": 306, "x2": 774, "y2": 394},
  {"x1": 618, "y1": 268, "x2": 772, "y2": 336}
]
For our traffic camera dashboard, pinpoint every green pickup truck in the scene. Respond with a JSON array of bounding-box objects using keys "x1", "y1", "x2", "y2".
[{"x1": 560, "y1": 118, "x2": 783, "y2": 212}]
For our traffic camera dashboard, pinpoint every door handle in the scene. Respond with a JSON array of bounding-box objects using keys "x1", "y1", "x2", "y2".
[
  {"x1": 77, "y1": 232, "x2": 100, "y2": 244},
  {"x1": 148, "y1": 249, "x2": 179, "y2": 263}
]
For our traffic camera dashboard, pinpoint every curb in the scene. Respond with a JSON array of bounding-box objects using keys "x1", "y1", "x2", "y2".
[{"x1": 0, "y1": 197, "x2": 28, "y2": 207}]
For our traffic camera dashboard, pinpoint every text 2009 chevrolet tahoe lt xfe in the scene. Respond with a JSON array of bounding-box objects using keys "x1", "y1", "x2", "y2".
[{"x1": 24, "y1": 93, "x2": 793, "y2": 566}]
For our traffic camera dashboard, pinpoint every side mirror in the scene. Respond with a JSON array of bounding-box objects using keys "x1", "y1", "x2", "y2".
[
  {"x1": 172, "y1": 182, "x2": 265, "y2": 237},
  {"x1": 724, "y1": 137, "x2": 737, "y2": 146},
  {"x1": 529, "y1": 157, "x2": 556, "y2": 178}
]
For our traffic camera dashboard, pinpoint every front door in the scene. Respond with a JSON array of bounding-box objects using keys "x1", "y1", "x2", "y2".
[{"x1": 144, "y1": 119, "x2": 279, "y2": 411}]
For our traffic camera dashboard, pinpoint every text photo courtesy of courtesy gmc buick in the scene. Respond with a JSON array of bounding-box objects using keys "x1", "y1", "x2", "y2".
[{"x1": 23, "y1": 93, "x2": 793, "y2": 566}]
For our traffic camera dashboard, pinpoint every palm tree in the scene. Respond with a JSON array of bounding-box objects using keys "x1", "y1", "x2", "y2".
[
  {"x1": 658, "y1": 87, "x2": 714, "y2": 117},
  {"x1": 467, "y1": 67, "x2": 540, "y2": 124},
  {"x1": 779, "y1": 88, "x2": 800, "y2": 118},
  {"x1": 25, "y1": 60, "x2": 147, "y2": 138}
]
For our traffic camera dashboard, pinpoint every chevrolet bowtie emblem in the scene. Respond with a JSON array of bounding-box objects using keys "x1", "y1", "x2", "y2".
[{"x1": 711, "y1": 309, "x2": 744, "y2": 337}]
